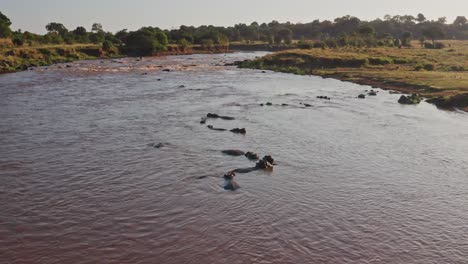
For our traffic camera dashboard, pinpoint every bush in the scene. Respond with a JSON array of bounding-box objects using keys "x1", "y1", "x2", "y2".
[
  {"x1": 414, "y1": 65, "x2": 424, "y2": 71},
  {"x1": 394, "y1": 58, "x2": 410, "y2": 64},
  {"x1": 12, "y1": 37, "x2": 24, "y2": 46},
  {"x1": 450, "y1": 65, "x2": 465, "y2": 71},
  {"x1": 434, "y1": 42, "x2": 445, "y2": 49},
  {"x1": 102, "y1": 40, "x2": 114, "y2": 52},
  {"x1": 424, "y1": 42, "x2": 434, "y2": 49},
  {"x1": 313, "y1": 42, "x2": 326, "y2": 49},
  {"x1": 423, "y1": 63, "x2": 435, "y2": 71},
  {"x1": 368, "y1": 57, "x2": 393, "y2": 65},
  {"x1": 297, "y1": 41, "x2": 313, "y2": 49}
]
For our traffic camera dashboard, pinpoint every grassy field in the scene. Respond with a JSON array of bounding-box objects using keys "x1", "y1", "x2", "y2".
[
  {"x1": 0, "y1": 39, "x2": 113, "y2": 73},
  {"x1": 240, "y1": 40, "x2": 468, "y2": 111}
]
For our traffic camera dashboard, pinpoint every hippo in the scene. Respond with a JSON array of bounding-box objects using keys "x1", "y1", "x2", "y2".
[
  {"x1": 200, "y1": 117, "x2": 207, "y2": 124},
  {"x1": 206, "y1": 113, "x2": 235, "y2": 120},
  {"x1": 358, "y1": 94, "x2": 366, "y2": 99},
  {"x1": 230, "y1": 128, "x2": 246, "y2": 134},
  {"x1": 245, "y1": 152, "x2": 259, "y2": 160},
  {"x1": 222, "y1": 150, "x2": 245, "y2": 156},
  {"x1": 162, "y1": 69, "x2": 171, "y2": 72},
  {"x1": 179, "y1": 85, "x2": 185, "y2": 88},
  {"x1": 207, "y1": 125, "x2": 227, "y2": 131},
  {"x1": 266, "y1": 102, "x2": 273, "y2": 106},
  {"x1": 303, "y1": 103, "x2": 312, "y2": 107},
  {"x1": 223, "y1": 171, "x2": 240, "y2": 191},
  {"x1": 148, "y1": 142, "x2": 166, "y2": 149}
]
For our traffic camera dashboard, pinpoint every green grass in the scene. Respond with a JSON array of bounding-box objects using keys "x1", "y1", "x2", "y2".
[{"x1": 240, "y1": 40, "x2": 468, "y2": 110}]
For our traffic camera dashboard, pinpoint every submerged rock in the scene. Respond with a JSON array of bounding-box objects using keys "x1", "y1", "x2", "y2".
[
  {"x1": 222, "y1": 150, "x2": 245, "y2": 156},
  {"x1": 398, "y1": 94, "x2": 422, "y2": 105},
  {"x1": 368, "y1": 90, "x2": 377, "y2": 96},
  {"x1": 303, "y1": 103, "x2": 312, "y2": 107}
]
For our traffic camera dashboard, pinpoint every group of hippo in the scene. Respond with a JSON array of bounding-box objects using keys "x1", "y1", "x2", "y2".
[{"x1": 200, "y1": 113, "x2": 276, "y2": 191}]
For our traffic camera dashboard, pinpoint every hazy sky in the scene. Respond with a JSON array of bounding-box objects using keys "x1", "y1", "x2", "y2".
[{"x1": 1, "y1": 0, "x2": 467, "y2": 33}]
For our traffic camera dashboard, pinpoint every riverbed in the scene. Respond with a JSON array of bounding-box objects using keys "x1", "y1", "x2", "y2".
[{"x1": 1, "y1": 52, "x2": 468, "y2": 264}]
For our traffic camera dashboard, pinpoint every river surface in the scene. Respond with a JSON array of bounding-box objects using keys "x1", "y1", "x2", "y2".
[{"x1": 1, "y1": 52, "x2": 468, "y2": 264}]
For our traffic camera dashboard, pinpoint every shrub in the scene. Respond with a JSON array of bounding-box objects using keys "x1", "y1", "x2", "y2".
[
  {"x1": 414, "y1": 65, "x2": 424, "y2": 71},
  {"x1": 424, "y1": 42, "x2": 434, "y2": 49},
  {"x1": 297, "y1": 41, "x2": 313, "y2": 49},
  {"x1": 368, "y1": 57, "x2": 393, "y2": 65},
  {"x1": 102, "y1": 40, "x2": 114, "y2": 52},
  {"x1": 434, "y1": 42, "x2": 445, "y2": 49},
  {"x1": 12, "y1": 37, "x2": 24, "y2": 46},
  {"x1": 450, "y1": 65, "x2": 465, "y2": 71},
  {"x1": 423, "y1": 63, "x2": 435, "y2": 71},
  {"x1": 394, "y1": 58, "x2": 410, "y2": 64},
  {"x1": 313, "y1": 42, "x2": 326, "y2": 49}
]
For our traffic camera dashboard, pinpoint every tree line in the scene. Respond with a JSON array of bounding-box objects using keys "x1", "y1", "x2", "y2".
[{"x1": 1, "y1": 11, "x2": 467, "y2": 55}]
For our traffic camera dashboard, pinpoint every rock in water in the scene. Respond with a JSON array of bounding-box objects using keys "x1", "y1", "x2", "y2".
[
  {"x1": 398, "y1": 94, "x2": 422, "y2": 105},
  {"x1": 358, "y1": 94, "x2": 366, "y2": 99},
  {"x1": 368, "y1": 90, "x2": 377, "y2": 96}
]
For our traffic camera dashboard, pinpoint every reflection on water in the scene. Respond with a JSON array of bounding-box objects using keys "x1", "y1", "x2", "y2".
[{"x1": 1, "y1": 52, "x2": 468, "y2": 264}]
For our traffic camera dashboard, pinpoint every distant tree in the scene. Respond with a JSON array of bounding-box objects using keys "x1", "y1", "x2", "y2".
[
  {"x1": 422, "y1": 25, "x2": 445, "y2": 47},
  {"x1": 73, "y1": 26, "x2": 87, "y2": 36},
  {"x1": 12, "y1": 36, "x2": 24, "y2": 46},
  {"x1": 45, "y1": 22, "x2": 68, "y2": 36},
  {"x1": 437, "y1": 17, "x2": 447, "y2": 24},
  {"x1": 276, "y1": 28, "x2": 293, "y2": 44},
  {"x1": 0, "y1": 11, "x2": 12, "y2": 37},
  {"x1": 122, "y1": 28, "x2": 168, "y2": 55},
  {"x1": 358, "y1": 25, "x2": 375, "y2": 36},
  {"x1": 401, "y1": 31, "x2": 413, "y2": 47},
  {"x1": 453, "y1": 16, "x2": 467, "y2": 27},
  {"x1": 91, "y1": 23, "x2": 103, "y2": 33},
  {"x1": 416, "y1": 13, "x2": 427, "y2": 23}
]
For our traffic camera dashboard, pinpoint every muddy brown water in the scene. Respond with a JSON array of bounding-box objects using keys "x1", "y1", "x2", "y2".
[{"x1": 1, "y1": 52, "x2": 468, "y2": 264}]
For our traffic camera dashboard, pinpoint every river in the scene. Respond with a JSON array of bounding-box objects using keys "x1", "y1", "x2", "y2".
[{"x1": 1, "y1": 52, "x2": 468, "y2": 264}]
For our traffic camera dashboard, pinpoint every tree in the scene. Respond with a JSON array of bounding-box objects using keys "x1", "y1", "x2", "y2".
[
  {"x1": 416, "y1": 13, "x2": 426, "y2": 23},
  {"x1": 46, "y1": 22, "x2": 68, "y2": 36},
  {"x1": 437, "y1": 17, "x2": 447, "y2": 24},
  {"x1": 0, "y1": 11, "x2": 12, "y2": 38},
  {"x1": 358, "y1": 25, "x2": 375, "y2": 36},
  {"x1": 91, "y1": 23, "x2": 103, "y2": 33},
  {"x1": 276, "y1": 28, "x2": 293, "y2": 44},
  {"x1": 453, "y1": 16, "x2": 467, "y2": 27},
  {"x1": 422, "y1": 25, "x2": 445, "y2": 47},
  {"x1": 73, "y1": 26, "x2": 87, "y2": 36},
  {"x1": 401, "y1": 31, "x2": 413, "y2": 47},
  {"x1": 122, "y1": 28, "x2": 168, "y2": 55}
]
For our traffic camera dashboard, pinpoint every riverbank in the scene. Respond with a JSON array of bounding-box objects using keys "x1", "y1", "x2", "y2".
[
  {"x1": 238, "y1": 40, "x2": 468, "y2": 111},
  {"x1": 0, "y1": 41, "x2": 294, "y2": 74}
]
